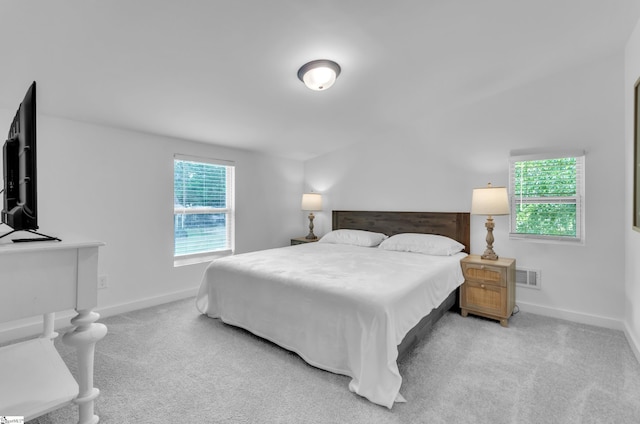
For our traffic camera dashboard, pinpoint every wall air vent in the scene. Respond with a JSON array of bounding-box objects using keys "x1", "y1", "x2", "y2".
[{"x1": 516, "y1": 268, "x2": 541, "y2": 290}]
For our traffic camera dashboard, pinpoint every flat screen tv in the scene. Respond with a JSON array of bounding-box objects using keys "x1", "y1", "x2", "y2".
[{"x1": 1, "y1": 82, "x2": 59, "y2": 242}]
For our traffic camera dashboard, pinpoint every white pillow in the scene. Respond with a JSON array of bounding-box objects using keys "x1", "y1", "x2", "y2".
[
  {"x1": 378, "y1": 233, "x2": 465, "y2": 256},
  {"x1": 318, "y1": 229, "x2": 388, "y2": 247}
]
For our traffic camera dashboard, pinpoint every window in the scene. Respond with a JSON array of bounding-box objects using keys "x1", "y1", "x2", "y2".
[
  {"x1": 174, "y1": 154, "x2": 235, "y2": 264},
  {"x1": 509, "y1": 151, "x2": 585, "y2": 243}
]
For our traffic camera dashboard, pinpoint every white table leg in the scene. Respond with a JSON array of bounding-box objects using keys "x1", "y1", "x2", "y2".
[
  {"x1": 62, "y1": 309, "x2": 108, "y2": 424},
  {"x1": 41, "y1": 312, "x2": 59, "y2": 340}
]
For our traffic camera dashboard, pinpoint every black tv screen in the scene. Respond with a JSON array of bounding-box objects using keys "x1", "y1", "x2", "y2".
[{"x1": 2, "y1": 82, "x2": 38, "y2": 232}]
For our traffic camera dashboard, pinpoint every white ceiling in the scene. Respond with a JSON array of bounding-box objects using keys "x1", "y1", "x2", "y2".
[{"x1": 1, "y1": 0, "x2": 639, "y2": 161}]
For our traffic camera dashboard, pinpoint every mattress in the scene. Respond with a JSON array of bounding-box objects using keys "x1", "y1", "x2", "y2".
[{"x1": 196, "y1": 242, "x2": 466, "y2": 408}]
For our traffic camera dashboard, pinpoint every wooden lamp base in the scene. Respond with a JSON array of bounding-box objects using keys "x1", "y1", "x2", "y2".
[
  {"x1": 305, "y1": 212, "x2": 317, "y2": 240},
  {"x1": 481, "y1": 216, "x2": 499, "y2": 260}
]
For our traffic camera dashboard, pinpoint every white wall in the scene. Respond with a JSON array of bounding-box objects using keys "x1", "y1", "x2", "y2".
[
  {"x1": 625, "y1": 18, "x2": 640, "y2": 360},
  {"x1": 0, "y1": 114, "x2": 303, "y2": 340},
  {"x1": 306, "y1": 52, "x2": 626, "y2": 328}
]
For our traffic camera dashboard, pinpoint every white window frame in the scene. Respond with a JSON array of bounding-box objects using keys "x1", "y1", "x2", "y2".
[
  {"x1": 174, "y1": 154, "x2": 235, "y2": 266},
  {"x1": 508, "y1": 150, "x2": 585, "y2": 244}
]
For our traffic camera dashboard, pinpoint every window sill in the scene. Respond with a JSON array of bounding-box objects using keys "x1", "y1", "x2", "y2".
[
  {"x1": 509, "y1": 234, "x2": 584, "y2": 246},
  {"x1": 173, "y1": 249, "x2": 232, "y2": 267}
]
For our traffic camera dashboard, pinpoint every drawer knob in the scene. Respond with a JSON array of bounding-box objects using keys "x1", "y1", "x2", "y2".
[
  {"x1": 481, "y1": 284, "x2": 485, "y2": 289},
  {"x1": 480, "y1": 265, "x2": 485, "y2": 270}
]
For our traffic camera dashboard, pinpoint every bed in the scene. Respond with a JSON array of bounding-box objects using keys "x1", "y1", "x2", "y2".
[{"x1": 196, "y1": 211, "x2": 470, "y2": 408}]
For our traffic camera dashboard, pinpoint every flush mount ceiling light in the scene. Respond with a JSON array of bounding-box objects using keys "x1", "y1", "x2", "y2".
[{"x1": 297, "y1": 59, "x2": 341, "y2": 91}]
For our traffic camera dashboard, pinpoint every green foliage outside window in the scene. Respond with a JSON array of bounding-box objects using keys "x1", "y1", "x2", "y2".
[
  {"x1": 174, "y1": 160, "x2": 227, "y2": 208},
  {"x1": 512, "y1": 157, "x2": 579, "y2": 238},
  {"x1": 514, "y1": 203, "x2": 576, "y2": 236},
  {"x1": 174, "y1": 158, "x2": 232, "y2": 256}
]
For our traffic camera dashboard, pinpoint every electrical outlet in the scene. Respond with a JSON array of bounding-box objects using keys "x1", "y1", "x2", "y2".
[{"x1": 98, "y1": 274, "x2": 108, "y2": 289}]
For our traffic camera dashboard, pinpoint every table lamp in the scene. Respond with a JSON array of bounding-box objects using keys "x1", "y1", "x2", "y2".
[
  {"x1": 471, "y1": 183, "x2": 510, "y2": 260},
  {"x1": 301, "y1": 193, "x2": 322, "y2": 240}
]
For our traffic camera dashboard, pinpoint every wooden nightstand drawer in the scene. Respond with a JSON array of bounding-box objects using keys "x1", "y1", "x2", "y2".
[
  {"x1": 461, "y1": 263, "x2": 506, "y2": 287},
  {"x1": 461, "y1": 280, "x2": 507, "y2": 317}
]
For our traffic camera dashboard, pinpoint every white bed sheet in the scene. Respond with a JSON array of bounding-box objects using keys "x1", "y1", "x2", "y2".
[{"x1": 196, "y1": 242, "x2": 466, "y2": 408}]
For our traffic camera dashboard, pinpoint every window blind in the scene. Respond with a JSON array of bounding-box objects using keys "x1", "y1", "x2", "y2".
[
  {"x1": 174, "y1": 155, "x2": 235, "y2": 259},
  {"x1": 509, "y1": 153, "x2": 585, "y2": 242}
]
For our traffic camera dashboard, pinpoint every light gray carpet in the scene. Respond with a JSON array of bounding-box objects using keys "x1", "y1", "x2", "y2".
[{"x1": 27, "y1": 298, "x2": 640, "y2": 424}]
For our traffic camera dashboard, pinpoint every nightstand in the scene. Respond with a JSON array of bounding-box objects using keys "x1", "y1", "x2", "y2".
[
  {"x1": 291, "y1": 237, "x2": 319, "y2": 246},
  {"x1": 460, "y1": 255, "x2": 516, "y2": 327}
]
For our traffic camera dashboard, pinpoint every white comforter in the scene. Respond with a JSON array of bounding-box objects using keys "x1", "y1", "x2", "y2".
[{"x1": 196, "y1": 242, "x2": 466, "y2": 408}]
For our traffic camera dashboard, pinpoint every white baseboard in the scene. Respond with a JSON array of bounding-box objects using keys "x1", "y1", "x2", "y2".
[
  {"x1": 624, "y1": 321, "x2": 640, "y2": 364},
  {"x1": 514, "y1": 302, "x2": 640, "y2": 365},
  {"x1": 0, "y1": 287, "x2": 198, "y2": 345},
  {"x1": 516, "y1": 301, "x2": 624, "y2": 331},
  {"x1": 95, "y1": 287, "x2": 198, "y2": 320}
]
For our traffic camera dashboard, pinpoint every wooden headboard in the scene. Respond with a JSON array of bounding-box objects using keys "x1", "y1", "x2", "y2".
[{"x1": 332, "y1": 210, "x2": 470, "y2": 254}]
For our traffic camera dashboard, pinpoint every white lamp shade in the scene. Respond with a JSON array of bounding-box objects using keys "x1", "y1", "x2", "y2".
[
  {"x1": 471, "y1": 186, "x2": 509, "y2": 216},
  {"x1": 301, "y1": 193, "x2": 322, "y2": 211}
]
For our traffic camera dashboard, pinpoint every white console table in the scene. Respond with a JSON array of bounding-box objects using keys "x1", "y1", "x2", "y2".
[{"x1": 0, "y1": 239, "x2": 107, "y2": 424}]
